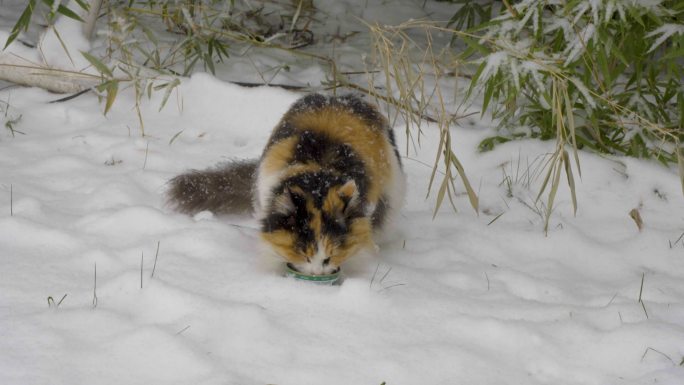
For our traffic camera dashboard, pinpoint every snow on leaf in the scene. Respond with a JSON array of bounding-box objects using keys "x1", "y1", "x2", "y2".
[
  {"x1": 480, "y1": 51, "x2": 508, "y2": 84},
  {"x1": 564, "y1": 24, "x2": 595, "y2": 66},
  {"x1": 646, "y1": 24, "x2": 684, "y2": 53},
  {"x1": 568, "y1": 76, "x2": 596, "y2": 109}
]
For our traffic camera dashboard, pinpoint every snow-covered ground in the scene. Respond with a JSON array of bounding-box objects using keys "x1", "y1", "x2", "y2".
[{"x1": 2, "y1": 1, "x2": 684, "y2": 385}]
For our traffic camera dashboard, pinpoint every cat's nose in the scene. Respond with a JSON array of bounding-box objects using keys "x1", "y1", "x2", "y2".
[{"x1": 311, "y1": 265, "x2": 324, "y2": 275}]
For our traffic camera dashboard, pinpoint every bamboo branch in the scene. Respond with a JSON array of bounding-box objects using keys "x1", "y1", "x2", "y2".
[
  {"x1": 83, "y1": 0, "x2": 104, "y2": 40},
  {"x1": 0, "y1": 54, "x2": 99, "y2": 93}
]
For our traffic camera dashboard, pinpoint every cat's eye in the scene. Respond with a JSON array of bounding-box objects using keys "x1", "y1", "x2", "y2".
[{"x1": 323, "y1": 257, "x2": 331, "y2": 266}]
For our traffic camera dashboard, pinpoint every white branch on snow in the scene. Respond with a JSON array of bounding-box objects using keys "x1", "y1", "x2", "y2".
[
  {"x1": 0, "y1": 53, "x2": 99, "y2": 93},
  {"x1": 83, "y1": 0, "x2": 104, "y2": 41}
]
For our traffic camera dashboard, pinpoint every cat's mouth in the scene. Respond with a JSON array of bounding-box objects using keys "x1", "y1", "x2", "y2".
[{"x1": 286, "y1": 262, "x2": 340, "y2": 276}]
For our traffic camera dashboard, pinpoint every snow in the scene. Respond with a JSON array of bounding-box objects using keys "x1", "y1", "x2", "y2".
[
  {"x1": 1, "y1": 1, "x2": 684, "y2": 385},
  {"x1": 1, "y1": 70, "x2": 683, "y2": 385},
  {"x1": 38, "y1": 1, "x2": 94, "y2": 73}
]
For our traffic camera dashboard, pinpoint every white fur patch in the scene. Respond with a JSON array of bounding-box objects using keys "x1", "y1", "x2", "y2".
[{"x1": 254, "y1": 164, "x2": 282, "y2": 220}]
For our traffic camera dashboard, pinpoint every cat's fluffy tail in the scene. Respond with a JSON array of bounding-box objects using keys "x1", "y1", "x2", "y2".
[{"x1": 167, "y1": 159, "x2": 258, "y2": 215}]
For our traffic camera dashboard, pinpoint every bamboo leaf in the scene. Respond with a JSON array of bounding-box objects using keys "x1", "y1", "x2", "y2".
[
  {"x1": 104, "y1": 81, "x2": 119, "y2": 116},
  {"x1": 544, "y1": 160, "x2": 563, "y2": 234},
  {"x1": 73, "y1": 0, "x2": 90, "y2": 11},
  {"x1": 562, "y1": 85, "x2": 581, "y2": 177},
  {"x1": 662, "y1": 46, "x2": 684, "y2": 60},
  {"x1": 562, "y1": 150, "x2": 577, "y2": 216},
  {"x1": 81, "y1": 51, "x2": 113, "y2": 77},
  {"x1": 629, "y1": 208, "x2": 644, "y2": 231},
  {"x1": 465, "y1": 61, "x2": 487, "y2": 100},
  {"x1": 449, "y1": 150, "x2": 479, "y2": 213},
  {"x1": 159, "y1": 78, "x2": 181, "y2": 112},
  {"x1": 481, "y1": 79, "x2": 495, "y2": 117},
  {"x1": 678, "y1": 144, "x2": 684, "y2": 196},
  {"x1": 433, "y1": 177, "x2": 449, "y2": 219},
  {"x1": 461, "y1": 36, "x2": 490, "y2": 56},
  {"x1": 55, "y1": 4, "x2": 85, "y2": 22},
  {"x1": 536, "y1": 156, "x2": 556, "y2": 203},
  {"x1": 51, "y1": 26, "x2": 75, "y2": 67},
  {"x1": 169, "y1": 130, "x2": 184, "y2": 145},
  {"x1": 4, "y1": 0, "x2": 36, "y2": 50},
  {"x1": 426, "y1": 130, "x2": 447, "y2": 199}
]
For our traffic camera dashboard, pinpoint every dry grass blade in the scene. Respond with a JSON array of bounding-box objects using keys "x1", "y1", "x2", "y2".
[
  {"x1": 449, "y1": 149, "x2": 479, "y2": 213},
  {"x1": 366, "y1": 21, "x2": 478, "y2": 216},
  {"x1": 536, "y1": 155, "x2": 556, "y2": 204},
  {"x1": 544, "y1": 158, "x2": 563, "y2": 234},
  {"x1": 50, "y1": 26, "x2": 76, "y2": 67},
  {"x1": 562, "y1": 150, "x2": 577, "y2": 216},
  {"x1": 104, "y1": 81, "x2": 118, "y2": 116},
  {"x1": 562, "y1": 84, "x2": 581, "y2": 178},
  {"x1": 678, "y1": 144, "x2": 684, "y2": 196},
  {"x1": 433, "y1": 177, "x2": 449, "y2": 219},
  {"x1": 426, "y1": 130, "x2": 447, "y2": 199},
  {"x1": 289, "y1": 0, "x2": 304, "y2": 34},
  {"x1": 487, "y1": 212, "x2": 504, "y2": 225},
  {"x1": 531, "y1": 78, "x2": 580, "y2": 233}
]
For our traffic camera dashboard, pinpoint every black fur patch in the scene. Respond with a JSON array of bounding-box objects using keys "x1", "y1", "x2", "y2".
[
  {"x1": 265, "y1": 121, "x2": 295, "y2": 148},
  {"x1": 167, "y1": 160, "x2": 257, "y2": 214},
  {"x1": 272, "y1": 93, "x2": 403, "y2": 171},
  {"x1": 261, "y1": 190, "x2": 315, "y2": 252},
  {"x1": 291, "y1": 131, "x2": 369, "y2": 200},
  {"x1": 288, "y1": 93, "x2": 329, "y2": 115},
  {"x1": 386, "y1": 124, "x2": 403, "y2": 170},
  {"x1": 371, "y1": 196, "x2": 388, "y2": 229},
  {"x1": 278, "y1": 170, "x2": 345, "y2": 207},
  {"x1": 321, "y1": 212, "x2": 347, "y2": 239},
  {"x1": 335, "y1": 94, "x2": 385, "y2": 128},
  {"x1": 259, "y1": 94, "x2": 400, "y2": 247}
]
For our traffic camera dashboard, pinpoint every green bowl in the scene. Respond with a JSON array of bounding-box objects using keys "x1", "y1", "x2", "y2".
[{"x1": 285, "y1": 263, "x2": 341, "y2": 285}]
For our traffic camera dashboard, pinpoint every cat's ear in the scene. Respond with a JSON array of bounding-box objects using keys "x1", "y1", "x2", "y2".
[
  {"x1": 273, "y1": 186, "x2": 303, "y2": 214},
  {"x1": 337, "y1": 180, "x2": 359, "y2": 213}
]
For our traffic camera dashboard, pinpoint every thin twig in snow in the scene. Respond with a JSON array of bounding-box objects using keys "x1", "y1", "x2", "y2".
[
  {"x1": 379, "y1": 267, "x2": 392, "y2": 284},
  {"x1": 369, "y1": 263, "x2": 380, "y2": 289},
  {"x1": 638, "y1": 273, "x2": 648, "y2": 319},
  {"x1": 151, "y1": 241, "x2": 160, "y2": 278},
  {"x1": 140, "y1": 251, "x2": 144, "y2": 289},
  {"x1": 641, "y1": 347, "x2": 675, "y2": 366},
  {"x1": 143, "y1": 142, "x2": 149, "y2": 170},
  {"x1": 92, "y1": 262, "x2": 98, "y2": 308}
]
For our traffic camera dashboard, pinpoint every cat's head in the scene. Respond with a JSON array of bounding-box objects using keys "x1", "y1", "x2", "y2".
[{"x1": 260, "y1": 180, "x2": 372, "y2": 275}]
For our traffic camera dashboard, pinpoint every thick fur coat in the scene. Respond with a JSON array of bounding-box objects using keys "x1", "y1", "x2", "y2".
[{"x1": 168, "y1": 94, "x2": 405, "y2": 275}]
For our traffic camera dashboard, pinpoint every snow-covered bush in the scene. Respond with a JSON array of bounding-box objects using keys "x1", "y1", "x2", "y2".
[{"x1": 458, "y1": 0, "x2": 683, "y2": 165}]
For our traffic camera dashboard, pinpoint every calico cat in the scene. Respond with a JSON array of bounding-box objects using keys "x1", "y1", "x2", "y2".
[{"x1": 168, "y1": 93, "x2": 405, "y2": 275}]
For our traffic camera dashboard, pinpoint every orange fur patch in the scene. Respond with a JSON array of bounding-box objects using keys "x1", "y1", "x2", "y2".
[
  {"x1": 322, "y1": 187, "x2": 343, "y2": 216},
  {"x1": 328, "y1": 218, "x2": 372, "y2": 267},
  {"x1": 338, "y1": 180, "x2": 357, "y2": 199},
  {"x1": 261, "y1": 137, "x2": 298, "y2": 175},
  {"x1": 262, "y1": 229, "x2": 318, "y2": 264},
  {"x1": 282, "y1": 163, "x2": 323, "y2": 180},
  {"x1": 261, "y1": 230, "x2": 303, "y2": 263},
  {"x1": 289, "y1": 107, "x2": 392, "y2": 204}
]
